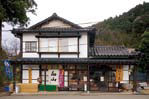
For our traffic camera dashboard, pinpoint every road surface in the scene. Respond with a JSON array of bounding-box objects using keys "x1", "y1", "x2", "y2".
[{"x1": 0, "y1": 95, "x2": 149, "y2": 99}]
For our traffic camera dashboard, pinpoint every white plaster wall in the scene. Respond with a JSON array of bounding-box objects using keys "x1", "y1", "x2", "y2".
[
  {"x1": 22, "y1": 33, "x2": 39, "y2": 58},
  {"x1": 23, "y1": 33, "x2": 38, "y2": 41},
  {"x1": 41, "y1": 20, "x2": 71, "y2": 28},
  {"x1": 60, "y1": 54, "x2": 77, "y2": 58},
  {"x1": 23, "y1": 53, "x2": 39, "y2": 58},
  {"x1": 41, "y1": 54, "x2": 58, "y2": 58},
  {"x1": 79, "y1": 32, "x2": 88, "y2": 58}
]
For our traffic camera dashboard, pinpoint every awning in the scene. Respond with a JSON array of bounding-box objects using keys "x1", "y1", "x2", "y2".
[{"x1": 10, "y1": 58, "x2": 137, "y2": 65}]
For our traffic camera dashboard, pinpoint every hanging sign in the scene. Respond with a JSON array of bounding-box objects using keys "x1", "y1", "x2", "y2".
[
  {"x1": 48, "y1": 70, "x2": 59, "y2": 85},
  {"x1": 116, "y1": 65, "x2": 123, "y2": 82}
]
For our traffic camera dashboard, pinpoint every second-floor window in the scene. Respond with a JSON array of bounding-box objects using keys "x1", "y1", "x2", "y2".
[
  {"x1": 25, "y1": 41, "x2": 37, "y2": 52},
  {"x1": 59, "y1": 38, "x2": 68, "y2": 52},
  {"x1": 40, "y1": 38, "x2": 76, "y2": 52}
]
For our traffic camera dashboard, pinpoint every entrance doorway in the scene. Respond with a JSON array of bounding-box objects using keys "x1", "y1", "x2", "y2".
[
  {"x1": 64, "y1": 65, "x2": 88, "y2": 91},
  {"x1": 89, "y1": 65, "x2": 117, "y2": 92}
]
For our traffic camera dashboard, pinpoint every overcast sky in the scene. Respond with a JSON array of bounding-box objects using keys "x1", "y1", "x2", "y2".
[{"x1": 2, "y1": 0, "x2": 149, "y2": 43}]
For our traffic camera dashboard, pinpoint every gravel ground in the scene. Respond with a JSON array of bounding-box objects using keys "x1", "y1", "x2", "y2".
[{"x1": 0, "y1": 95, "x2": 149, "y2": 99}]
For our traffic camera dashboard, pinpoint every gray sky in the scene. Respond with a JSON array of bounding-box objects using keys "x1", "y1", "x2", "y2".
[{"x1": 2, "y1": 0, "x2": 149, "y2": 43}]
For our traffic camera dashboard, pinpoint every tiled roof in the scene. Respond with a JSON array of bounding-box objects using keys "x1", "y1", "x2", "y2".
[
  {"x1": 89, "y1": 46, "x2": 139, "y2": 58},
  {"x1": 12, "y1": 27, "x2": 95, "y2": 34}
]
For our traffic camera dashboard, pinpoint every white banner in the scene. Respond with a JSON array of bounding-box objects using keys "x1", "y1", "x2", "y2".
[{"x1": 48, "y1": 70, "x2": 59, "y2": 85}]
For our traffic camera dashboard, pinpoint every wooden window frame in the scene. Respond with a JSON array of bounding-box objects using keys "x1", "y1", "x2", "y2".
[
  {"x1": 39, "y1": 37, "x2": 78, "y2": 53},
  {"x1": 58, "y1": 38, "x2": 69, "y2": 52},
  {"x1": 25, "y1": 41, "x2": 37, "y2": 52}
]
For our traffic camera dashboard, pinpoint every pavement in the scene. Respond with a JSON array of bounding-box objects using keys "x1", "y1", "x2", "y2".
[
  {"x1": 0, "y1": 90, "x2": 149, "y2": 97},
  {"x1": 10, "y1": 91, "x2": 147, "y2": 96},
  {"x1": 0, "y1": 94, "x2": 149, "y2": 99}
]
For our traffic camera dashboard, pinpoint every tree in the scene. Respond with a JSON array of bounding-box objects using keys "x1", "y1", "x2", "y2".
[
  {"x1": 138, "y1": 28, "x2": 149, "y2": 72},
  {"x1": 133, "y1": 15, "x2": 149, "y2": 37},
  {"x1": 0, "y1": 0, "x2": 37, "y2": 51},
  {"x1": 2, "y1": 38, "x2": 20, "y2": 56}
]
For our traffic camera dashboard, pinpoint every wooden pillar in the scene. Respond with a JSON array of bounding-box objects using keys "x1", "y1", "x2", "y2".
[
  {"x1": 29, "y1": 68, "x2": 32, "y2": 83},
  {"x1": 13, "y1": 64, "x2": 16, "y2": 91},
  {"x1": 39, "y1": 65, "x2": 42, "y2": 77},
  {"x1": 133, "y1": 65, "x2": 137, "y2": 92},
  {"x1": 77, "y1": 32, "x2": 80, "y2": 58},
  {"x1": 67, "y1": 64, "x2": 69, "y2": 91},
  {"x1": 20, "y1": 64, "x2": 22, "y2": 83},
  {"x1": 44, "y1": 65, "x2": 47, "y2": 91},
  {"x1": 76, "y1": 65, "x2": 79, "y2": 91},
  {"x1": 129, "y1": 65, "x2": 130, "y2": 84},
  {"x1": 20, "y1": 34, "x2": 23, "y2": 57},
  {"x1": 87, "y1": 64, "x2": 90, "y2": 91}
]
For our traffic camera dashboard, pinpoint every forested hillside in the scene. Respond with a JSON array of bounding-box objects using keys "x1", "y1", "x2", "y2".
[{"x1": 94, "y1": 2, "x2": 149, "y2": 48}]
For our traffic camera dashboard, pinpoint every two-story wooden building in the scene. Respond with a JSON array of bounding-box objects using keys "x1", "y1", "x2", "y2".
[{"x1": 11, "y1": 13, "x2": 138, "y2": 92}]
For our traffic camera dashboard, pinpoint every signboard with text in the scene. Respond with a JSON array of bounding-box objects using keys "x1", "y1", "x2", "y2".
[
  {"x1": 48, "y1": 70, "x2": 59, "y2": 85},
  {"x1": 116, "y1": 65, "x2": 123, "y2": 82}
]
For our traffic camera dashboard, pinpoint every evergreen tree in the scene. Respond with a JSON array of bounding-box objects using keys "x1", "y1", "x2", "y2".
[
  {"x1": 0, "y1": 0, "x2": 37, "y2": 51},
  {"x1": 138, "y1": 28, "x2": 149, "y2": 72}
]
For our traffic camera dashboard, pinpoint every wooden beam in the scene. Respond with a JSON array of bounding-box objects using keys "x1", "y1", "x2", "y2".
[
  {"x1": 38, "y1": 52, "x2": 79, "y2": 54},
  {"x1": 133, "y1": 65, "x2": 137, "y2": 92},
  {"x1": 20, "y1": 34, "x2": 23, "y2": 57},
  {"x1": 58, "y1": 33, "x2": 60, "y2": 58},
  {"x1": 13, "y1": 64, "x2": 16, "y2": 91},
  {"x1": 44, "y1": 65, "x2": 47, "y2": 91},
  {"x1": 87, "y1": 64, "x2": 90, "y2": 91},
  {"x1": 20, "y1": 64, "x2": 22, "y2": 83},
  {"x1": 39, "y1": 65, "x2": 42, "y2": 77},
  {"x1": 77, "y1": 32, "x2": 80, "y2": 58},
  {"x1": 38, "y1": 37, "x2": 40, "y2": 53}
]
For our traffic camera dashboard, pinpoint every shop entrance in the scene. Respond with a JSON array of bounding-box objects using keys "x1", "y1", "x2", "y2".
[
  {"x1": 41, "y1": 65, "x2": 88, "y2": 91},
  {"x1": 64, "y1": 65, "x2": 88, "y2": 91},
  {"x1": 89, "y1": 65, "x2": 117, "y2": 92}
]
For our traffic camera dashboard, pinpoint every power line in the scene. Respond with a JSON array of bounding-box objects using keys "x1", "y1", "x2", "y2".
[{"x1": 77, "y1": 21, "x2": 98, "y2": 25}]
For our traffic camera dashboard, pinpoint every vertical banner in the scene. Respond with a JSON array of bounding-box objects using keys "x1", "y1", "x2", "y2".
[
  {"x1": 116, "y1": 65, "x2": 123, "y2": 82},
  {"x1": 59, "y1": 70, "x2": 64, "y2": 87},
  {"x1": 4, "y1": 60, "x2": 13, "y2": 79},
  {"x1": 48, "y1": 70, "x2": 59, "y2": 85}
]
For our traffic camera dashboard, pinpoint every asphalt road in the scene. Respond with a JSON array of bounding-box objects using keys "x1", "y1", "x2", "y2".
[{"x1": 0, "y1": 95, "x2": 149, "y2": 99}]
